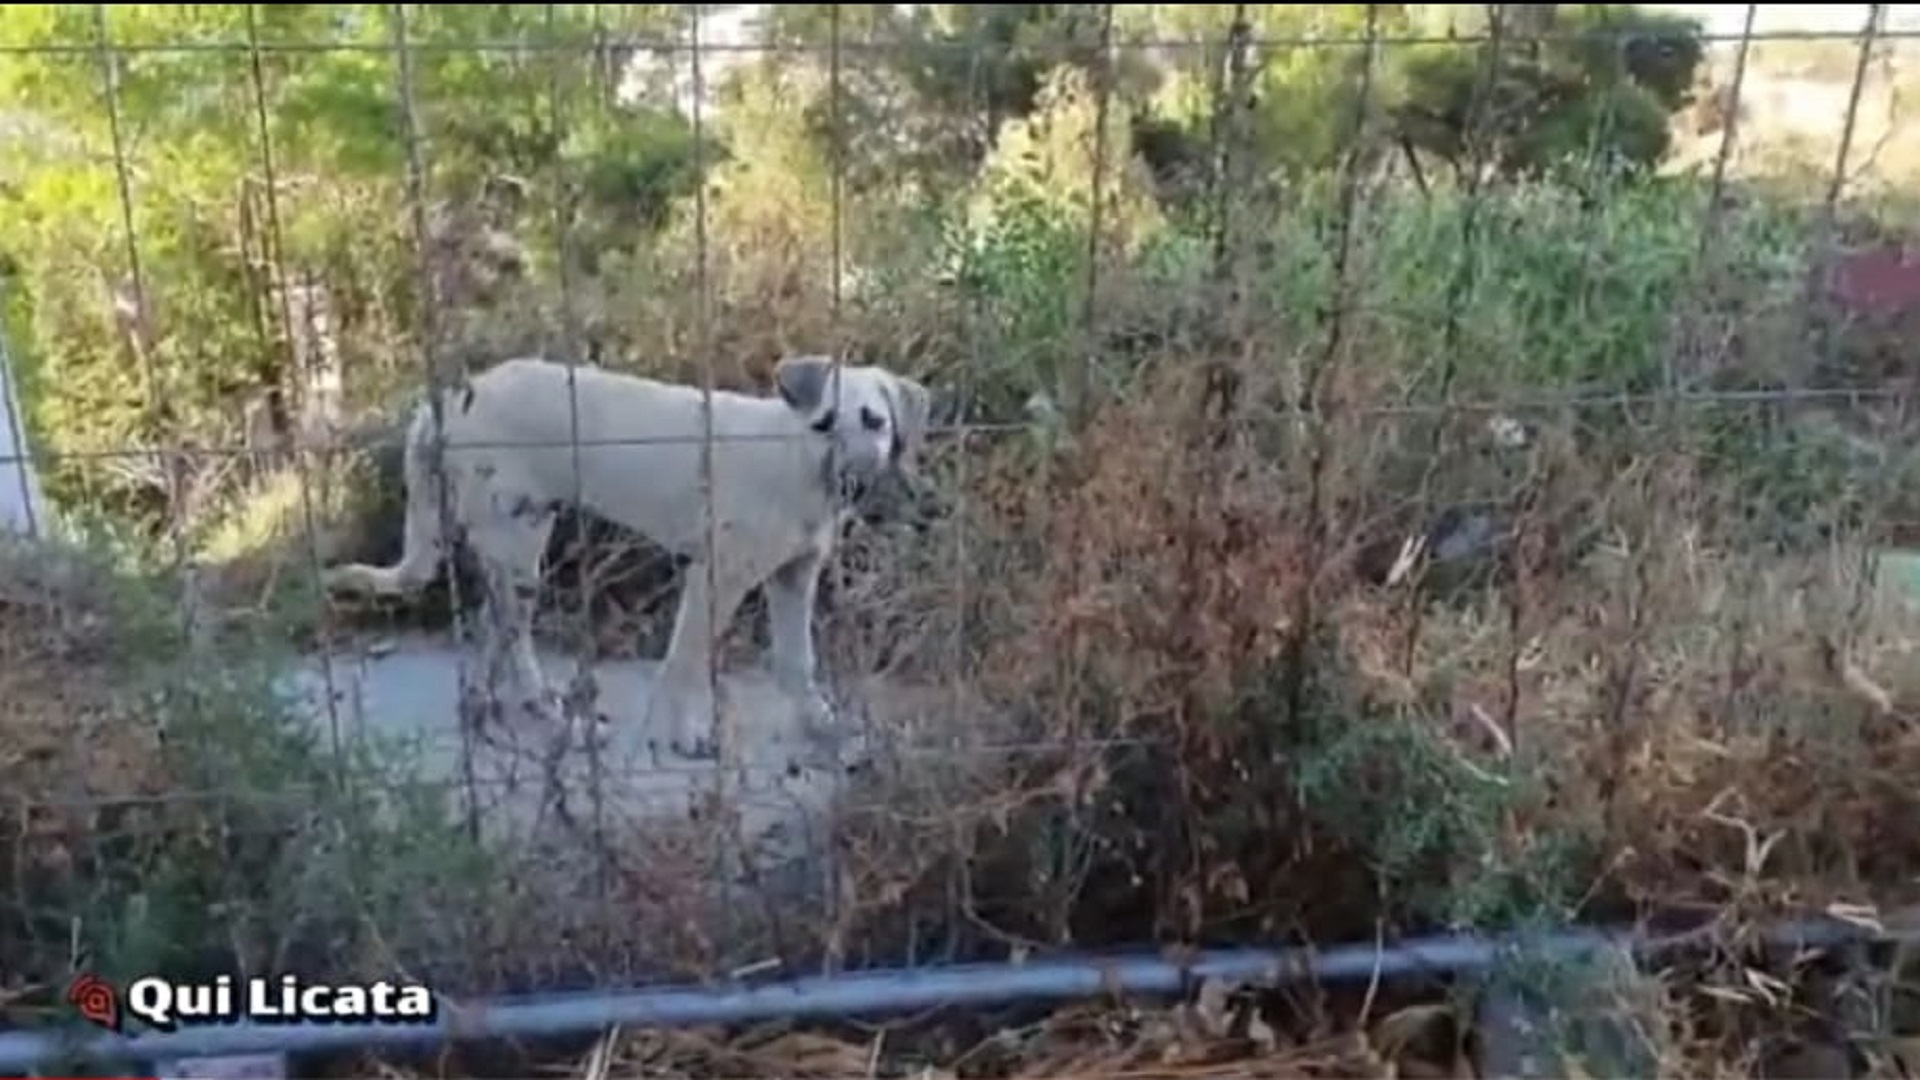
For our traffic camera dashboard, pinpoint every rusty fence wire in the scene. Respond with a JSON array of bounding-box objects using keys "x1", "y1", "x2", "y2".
[{"x1": 0, "y1": 0, "x2": 1918, "y2": 1036}]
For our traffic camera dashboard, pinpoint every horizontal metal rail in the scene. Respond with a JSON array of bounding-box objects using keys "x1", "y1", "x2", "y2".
[{"x1": 0, "y1": 918, "x2": 1883, "y2": 1072}]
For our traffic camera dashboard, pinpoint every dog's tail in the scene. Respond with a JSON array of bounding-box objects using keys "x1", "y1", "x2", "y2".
[{"x1": 321, "y1": 400, "x2": 454, "y2": 597}]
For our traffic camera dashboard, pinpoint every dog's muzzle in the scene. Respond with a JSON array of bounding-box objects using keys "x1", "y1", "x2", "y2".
[{"x1": 831, "y1": 462, "x2": 886, "y2": 506}]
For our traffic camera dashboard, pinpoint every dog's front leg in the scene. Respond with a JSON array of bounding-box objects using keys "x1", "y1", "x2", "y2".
[
  {"x1": 768, "y1": 549, "x2": 834, "y2": 733},
  {"x1": 652, "y1": 561, "x2": 747, "y2": 760}
]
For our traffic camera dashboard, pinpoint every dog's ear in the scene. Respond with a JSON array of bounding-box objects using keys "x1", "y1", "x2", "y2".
[
  {"x1": 881, "y1": 371, "x2": 932, "y2": 470},
  {"x1": 774, "y1": 354, "x2": 837, "y2": 414}
]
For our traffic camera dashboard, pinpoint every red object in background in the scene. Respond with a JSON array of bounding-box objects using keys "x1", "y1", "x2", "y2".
[{"x1": 1823, "y1": 243, "x2": 1920, "y2": 319}]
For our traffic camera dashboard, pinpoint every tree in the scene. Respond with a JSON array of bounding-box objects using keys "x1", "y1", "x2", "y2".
[
  {"x1": 1114, "y1": 4, "x2": 1703, "y2": 201},
  {"x1": 749, "y1": 4, "x2": 1121, "y2": 198},
  {"x1": 1383, "y1": 4, "x2": 1706, "y2": 184},
  {"x1": 1121, "y1": 5, "x2": 1413, "y2": 202}
]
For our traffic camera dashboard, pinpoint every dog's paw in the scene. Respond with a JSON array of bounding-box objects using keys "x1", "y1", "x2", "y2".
[
  {"x1": 566, "y1": 709, "x2": 614, "y2": 752},
  {"x1": 648, "y1": 684, "x2": 718, "y2": 761},
  {"x1": 795, "y1": 687, "x2": 839, "y2": 737},
  {"x1": 517, "y1": 684, "x2": 568, "y2": 726},
  {"x1": 669, "y1": 734, "x2": 719, "y2": 761},
  {"x1": 670, "y1": 706, "x2": 719, "y2": 761},
  {"x1": 457, "y1": 679, "x2": 502, "y2": 735}
]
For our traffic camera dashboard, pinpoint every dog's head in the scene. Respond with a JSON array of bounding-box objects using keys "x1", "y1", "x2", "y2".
[{"x1": 774, "y1": 354, "x2": 931, "y2": 487}]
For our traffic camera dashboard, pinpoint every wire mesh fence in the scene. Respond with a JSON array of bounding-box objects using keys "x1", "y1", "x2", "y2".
[{"x1": 3, "y1": 2, "x2": 1920, "y2": 1071}]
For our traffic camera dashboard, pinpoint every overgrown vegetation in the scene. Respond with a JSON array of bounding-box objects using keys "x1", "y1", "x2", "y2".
[{"x1": 4, "y1": 4, "x2": 1920, "y2": 1076}]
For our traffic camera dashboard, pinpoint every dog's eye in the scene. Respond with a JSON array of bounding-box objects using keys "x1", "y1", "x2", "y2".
[
  {"x1": 810, "y1": 409, "x2": 836, "y2": 434},
  {"x1": 859, "y1": 407, "x2": 885, "y2": 432}
]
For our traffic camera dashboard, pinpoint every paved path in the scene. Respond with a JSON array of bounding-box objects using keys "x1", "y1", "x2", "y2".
[
  {"x1": 276, "y1": 636, "x2": 867, "y2": 872},
  {"x1": 273, "y1": 634, "x2": 1005, "y2": 972}
]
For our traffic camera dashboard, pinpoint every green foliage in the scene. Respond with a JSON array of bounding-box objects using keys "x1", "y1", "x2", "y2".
[
  {"x1": 91, "y1": 663, "x2": 492, "y2": 987},
  {"x1": 1472, "y1": 939, "x2": 1669, "y2": 1077},
  {"x1": 937, "y1": 160, "x2": 1813, "y2": 419},
  {"x1": 940, "y1": 63, "x2": 1167, "y2": 414},
  {"x1": 1383, "y1": 5, "x2": 1706, "y2": 182},
  {"x1": 1349, "y1": 177, "x2": 1811, "y2": 393},
  {"x1": 1131, "y1": 5, "x2": 1411, "y2": 181},
  {"x1": 940, "y1": 185, "x2": 1087, "y2": 413},
  {"x1": 1291, "y1": 699, "x2": 1589, "y2": 928},
  {"x1": 1119, "y1": 4, "x2": 1703, "y2": 193},
  {"x1": 759, "y1": 3, "x2": 1118, "y2": 192},
  {"x1": 0, "y1": 4, "x2": 700, "y2": 524},
  {"x1": 567, "y1": 110, "x2": 708, "y2": 245}
]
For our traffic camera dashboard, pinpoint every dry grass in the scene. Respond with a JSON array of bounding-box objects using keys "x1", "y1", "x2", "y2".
[
  {"x1": 0, "y1": 535, "x2": 179, "y2": 1016},
  {"x1": 817, "y1": 346, "x2": 1920, "y2": 1070},
  {"x1": 379, "y1": 995, "x2": 1491, "y2": 1078},
  {"x1": 1680, "y1": 36, "x2": 1920, "y2": 201},
  {"x1": 338, "y1": 946, "x2": 1920, "y2": 1078},
  {"x1": 0, "y1": 536, "x2": 169, "y2": 860}
]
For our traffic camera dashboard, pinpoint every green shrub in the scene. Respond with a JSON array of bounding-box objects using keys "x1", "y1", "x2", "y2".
[{"x1": 0, "y1": 533, "x2": 497, "y2": 1006}]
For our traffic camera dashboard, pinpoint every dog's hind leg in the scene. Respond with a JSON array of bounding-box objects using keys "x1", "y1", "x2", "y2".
[
  {"x1": 767, "y1": 548, "x2": 834, "y2": 733},
  {"x1": 467, "y1": 490, "x2": 559, "y2": 731},
  {"x1": 468, "y1": 581, "x2": 511, "y2": 738},
  {"x1": 468, "y1": 560, "x2": 537, "y2": 739}
]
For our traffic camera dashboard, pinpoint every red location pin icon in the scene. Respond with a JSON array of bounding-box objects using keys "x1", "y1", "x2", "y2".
[{"x1": 66, "y1": 972, "x2": 121, "y2": 1032}]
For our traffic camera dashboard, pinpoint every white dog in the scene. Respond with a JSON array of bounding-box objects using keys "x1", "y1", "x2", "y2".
[{"x1": 321, "y1": 354, "x2": 931, "y2": 759}]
